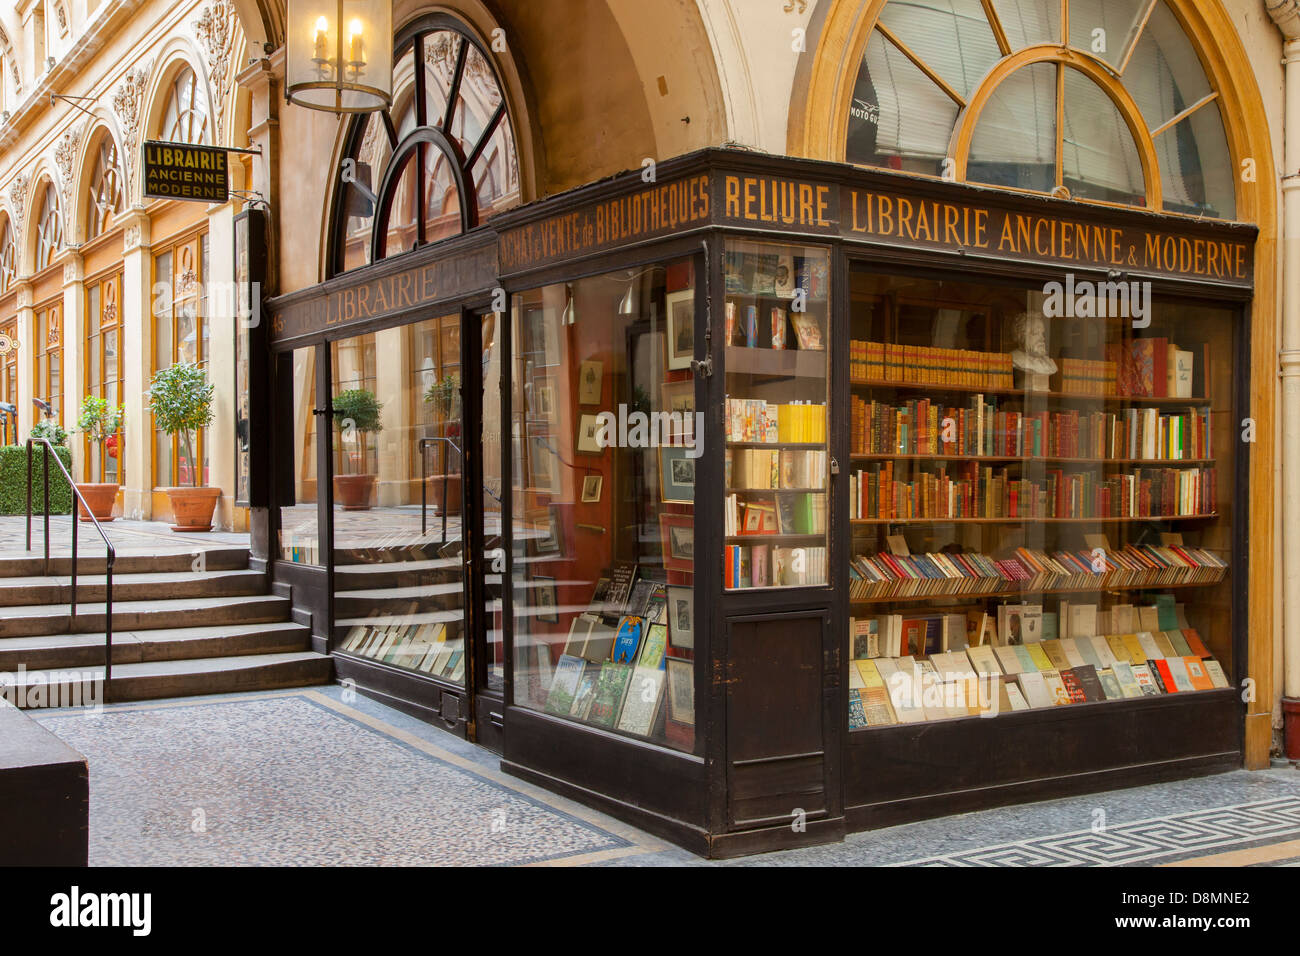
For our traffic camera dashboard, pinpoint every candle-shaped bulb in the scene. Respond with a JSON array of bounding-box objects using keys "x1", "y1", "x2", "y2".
[
  {"x1": 313, "y1": 16, "x2": 329, "y2": 61},
  {"x1": 348, "y1": 19, "x2": 364, "y2": 65}
]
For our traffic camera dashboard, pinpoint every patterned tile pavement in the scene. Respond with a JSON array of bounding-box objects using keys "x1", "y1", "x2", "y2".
[
  {"x1": 29, "y1": 685, "x2": 1300, "y2": 867},
  {"x1": 0, "y1": 515, "x2": 248, "y2": 557}
]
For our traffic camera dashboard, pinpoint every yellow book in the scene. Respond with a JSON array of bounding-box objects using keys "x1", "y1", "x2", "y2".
[
  {"x1": 1121, "y1": 633, "x2": 1150, "y2": 666},
  {"x1": 855, "y1": 658, "x2": 885, "y2": 689},
  {"x1": 1152, "y1": 632, "x2": 1179, "y2": 659},
  {"x1": 1025, "y1": 643, "x2": 1054, "y2": 671},
  {"x1": 1106, "y1": 634, "x2": 1135, "y2": 666},
  {"x1": 1041, "y1": 639, "x2": 1072, "y2": 671}
]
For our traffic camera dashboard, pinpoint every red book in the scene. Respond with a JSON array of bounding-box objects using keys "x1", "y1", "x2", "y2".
[
  {"x1": 1182, "y1": 628, "x2": 1212, "y2": 658},
  {"x1": 1154, "y1": 659, "x2": 1180, "y2": 693}
]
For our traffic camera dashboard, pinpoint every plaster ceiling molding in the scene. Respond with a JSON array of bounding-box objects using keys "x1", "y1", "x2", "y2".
[
  {"x1": 194, "y1": 0, "x2": 239, "y2": 138},
  {"x1": 53, "y1": 122, "x2": 87, "y2": 224},
  {"x1": 112, "y1": 61, "x2": 153, "y2": 193}
]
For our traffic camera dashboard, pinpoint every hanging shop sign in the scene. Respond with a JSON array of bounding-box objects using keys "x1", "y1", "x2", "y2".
[{"x1": 142, "y1": 141, "x2": 230, "y2": 203}]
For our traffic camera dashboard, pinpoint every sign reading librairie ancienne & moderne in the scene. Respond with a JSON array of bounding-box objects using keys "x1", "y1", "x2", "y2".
[{"x1": 142, "y1": 141, "x2": 230, "y2": 203}]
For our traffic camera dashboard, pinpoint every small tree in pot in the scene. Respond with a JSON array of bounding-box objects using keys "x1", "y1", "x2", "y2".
[
  {"x1": 332, "y1": 388, "x2": 383, "y2": 510},
  {"x1": 423, "y1": 373, "x2": 461, "y2": 515},
  {"x1": 149, "y1": 362, "x2": 218, "y2": 531},
  {"x1": 74, "y1": 396, "x2": 124, "y2": 522}
]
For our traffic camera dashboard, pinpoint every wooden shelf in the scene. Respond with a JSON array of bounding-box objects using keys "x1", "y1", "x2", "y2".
[
  {"x1": 725, "y1": 533, "x2": 823, "y2": 544},
  {"x1": 849, "y1": 515, "x2": 1219, "y2": 525},
  {"x1": 726, "y1": 487, "x2": 826, "y2": 494},
  {"x1": 848, "y1": 454, "x2": 1215, "y2": 466},
  {"x1": 848, "y1": 578, "x2": 1223, "y2": 607},
  {"x1": 850, "y1": 378, "x2": 1208, "y2": 405},
  {"x1": 726, "y1": 441, "x2": 825, "y2": 449},
  {"x1": 726, "y1": 345, "x2": 827, "y2": 379}
]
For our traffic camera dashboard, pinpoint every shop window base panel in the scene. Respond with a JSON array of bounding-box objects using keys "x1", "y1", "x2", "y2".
[{"x1": 333, "y1": 654, "x2": 469, "y2": 737}]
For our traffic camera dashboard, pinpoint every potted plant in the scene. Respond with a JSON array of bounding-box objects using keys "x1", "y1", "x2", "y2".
[
  {"x1": 332, "y1": 388, "x2": 383, "y2": 510},
  {"x1": 423, "y1": 373, "x2": 461, "y2": 515},
  {"x1": 74, "y1": 396, "x2": 124, "y2": 522},
  {"x1": 148, "y1": 362, "x2": 218, "y2": 531}
]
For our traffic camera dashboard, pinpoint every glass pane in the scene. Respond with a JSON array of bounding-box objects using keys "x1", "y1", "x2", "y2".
[
  {"x1": 847, "y1": 29, "x2": 960, "y2": 176},
  {"x1": 104, "y1": 329, "x2": 119, "y2": 395},
  {"x1": 88, "y1": 329, "x2": 101, "y2": 391},
  {"x1": 393, "y1": 45, "x2": 418, "y2": 139},
  {"x1": 481, "y1": 312, "x2": 505, "y2": 692},
  {"x1": 470, "y1": 114, "x2": 520, "y2": 222},
  {"x1": 331, "y1": 318, "x2": 468, "y2": 685},
  {"x1": 876, "y1": 0, "x2": 1001, "y2": 101},
  {"x1": 989, "y1": 0, "x2": 1061, "y2": 49},
  {"x1": 447, "y1": 43, "x2": 492, "y2": 157},
  {"x1": 1062, "y1": 67, "x2": 1145, "y2": 205},
  {"x1": 340, "y1": 112, "x2": 388, "y2": 273},
  {"x1": 177, "y1": 301, "x2": 199, "y2": 364},
  {"x1": 423, "y1": 30, "x2": 462, "y2": 127},
  {"x1": 1067, "y1": 0, "x2": 1151, "y2": 69},
  {"x1": 48, "y1": 352, "x2": 61, "y2": 421},
  {"x1": 382, "y1": 153, "x2": 419, "y2": 258},
  {"x1": 155, "y1": 429, "x2": 173, "y2": 488},
  {"x1": 511, "y1": 258, "x2": 698, "y2": 753},
  {"x1": 968, "y1": 61, "x2": 1056, "y2": 193},
  {"x1": 1155, "y1": 99, "x2": 1235, "y2": 220},
  {"x1": 1125, "y1": 0, "x2": 1211, "y2": 132},
  {"x1": 423, "y1": 148, "x2": 461, "y2": 243},
  {"x1": 723, "y1": 240, "x2": 830, "y2": 591},
  {"x1": 847, "y1": 266, "x2": 1235, "y2": 729},
  {"x1": 278, "y1": 348, "x2": 321, "y2": 564}
]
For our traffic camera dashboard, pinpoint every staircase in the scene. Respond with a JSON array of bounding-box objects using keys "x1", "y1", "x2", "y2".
[{"x1": 0, "y1": 548, "x2": 332, "y2": 707}]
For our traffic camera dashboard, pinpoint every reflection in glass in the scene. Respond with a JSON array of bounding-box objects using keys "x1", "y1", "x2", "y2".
[
  {"x1": 1062, "y1": 68, "x2": 1145, "y2": 205},
  {"x1": 278, "y1": 348, "x2": 321, "y2": 564},
  {"x1": 1156, "y1": 99, "x2": 1235, "y2": 220},
  {"x1": 968, "y1": 62, "x2": 1056, "y2": 193}
]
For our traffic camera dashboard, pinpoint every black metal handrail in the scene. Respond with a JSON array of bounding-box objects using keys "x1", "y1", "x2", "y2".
[
  {"x1": 419, "y1": 436, "x2": 462, "y2": 540},
  {"x1": 25, "y1": 438, "x2": 116, "y2": 702}
]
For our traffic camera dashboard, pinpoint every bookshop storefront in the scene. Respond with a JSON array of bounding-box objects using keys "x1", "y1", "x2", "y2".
[{"x1": 264, "y1": 145, "x2": 1260, "y2": 856}]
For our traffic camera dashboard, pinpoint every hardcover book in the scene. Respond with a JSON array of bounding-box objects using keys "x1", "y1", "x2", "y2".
[
  {"x1": 544, "y1": 655, "x2": 588, "y2": 715},
  {"x1": 588, "y1": 662, "x2": 634, "y2": 727}
]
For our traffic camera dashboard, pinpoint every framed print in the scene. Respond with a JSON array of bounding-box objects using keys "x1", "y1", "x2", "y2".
[
  {"x1": 659, "y1": 446, "x2": 696, "y2": 503},
  {"x1": 665, "y1": 288, "x2": 695, "y2": 370},
  {"x1": 576, "y1": 413, "x2": 604, "y2": 455},
  {"x1": 526, "y1": 426, "x2": 561, "y2": 494},
  {"x1": 659, "y1": 512, "x2": 695, "y2": 573},
  {"x1": 666, "y1": 658, "x2": 695, "y2": 725},
  {"x1": 580, "y1": 474, "x2": 603, "y2": 503},
  {"x1": 660, "y1": 379, "x2": 695, "y2": 428},
  {"x1": 578, "y1": 360, "x2": 603, "y2": 405},
  {"x1": 534, "y1": 377, "x2": 556, "y2": 421},
  {"x1": 530, "y1": 505, "x2": 563, "y2": 555},
  {"x1": 666, "y1": 584, "x2": 694, "y2": 650},
  {"x1": 534, "y1": 576, "x2": 559, "y2": 624}
]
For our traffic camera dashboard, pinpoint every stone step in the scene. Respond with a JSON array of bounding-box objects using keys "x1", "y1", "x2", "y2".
[
  {"x1": 0, "y1": 569, "x2": 268, "y2": 606},
  {"x1": 333, "y1": 581, "x2": 466, "y2": 617},
  {"x1": 3, "y1": 652, "x2": 333, "y2": 708},
  {"x1": 333, "y1": 557, "x2": 463, "y2": 590},
  {"x1": 0, "y1": 622, "x2": 313, "y2": 670},
  {"x1": 0, "y1": 594, "x2": 292, "y2": 639},
  {"x1": 0, "y1": 548, "x2": 249, "y2": 578}
]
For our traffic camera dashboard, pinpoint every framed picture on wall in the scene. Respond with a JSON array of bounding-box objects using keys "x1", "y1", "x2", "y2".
[
  {"x1": 659, "y1": 512, "x2": 695, "y2": 573},
  {"x1": 660, "y1": 379, "x2": 695, "y2": 442},
  {"x1": 578, "y1": 360, "x2": 603, "y2": 405},
  {"x1": 534, "y1": 377, "x2": 556, "y2": 421},
  {"x1": 581, "y1": 474, "x2": 603, "y2": 503},
  {"x1": 527, "y1": 505, "x2": 563, "y2": 555},
  {"x1": 665, "y1": 289, "x2": 694, "y2": 370},
  {"x1": 666, "y1": 584, "x2": 694, "y2": 650},
  {"x1": 534, "y1": 575, "x2": 559, "y2": 624},
  {"x1": 659, "y1": 446, "x2": 696, "y2": 504},
  {"x1": 666, "y1": 658, "x2": 695, "y2": 725},
  {"x1": 526, "y1": 426, "x2": 561, "y2": 494},
  {"x1": 576, "y1": 413, "x2": 604, "y2": 455}
]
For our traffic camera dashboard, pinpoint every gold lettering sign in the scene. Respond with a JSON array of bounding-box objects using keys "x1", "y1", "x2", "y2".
[{"x1": 142, "y1": 141, "x2": 230, "y2": 203}]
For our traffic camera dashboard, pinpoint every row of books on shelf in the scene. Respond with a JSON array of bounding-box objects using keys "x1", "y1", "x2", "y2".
[
  {"x1": 847, "y1": 545, "x2": 1227, "y2": 600},
  {"x1": 724, "y1": 302, "x2": 825, "y2": 350},
  {"x1": 725, "y1": 398, "x2": 827, "y2": 444},
  {"x1": 847, "y1": 462, "x2": 1217, "y2": 520},
  {"x1": 724, "y1": 249, "x2": 829, "y2": 299},
  {"x1": 279, "y1": 533, "x2": 321, "y2": 565},
  {"x1": 850, "y1": 341, "x2": 1015, "y2": 389},
  {"x1": 725, "y1": 543, "x2": 828, "y2": 589},
  {"x1": 1058, "y1": 339, "x2": 1198, "y2": 398},
  {"x1": 726, "y1": 447, "x2": 827, "y2": 490},
  {"x1": 850, "y1": 395, "x2": 1213, "y2": 461},
  {"x1": 724, "y1": 492, "x2": 826, "y2": 536},
  {"x1": 339, "y1": 620, "x2": 465, "y2": 681}
]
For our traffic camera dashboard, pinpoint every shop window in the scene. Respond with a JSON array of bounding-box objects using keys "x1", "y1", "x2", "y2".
[
  {"x1": 845, "y1": 0, "x2": 1236, "y2": 219},
  {"x1": 85, "y1": 273, "x2": 124, "y2": 483},
  {"x1": 160, "y1": 64, "x2": 210, "y2": 145},
  {"x1": 152, "y1": 233, "x2": 210, "y2": 488},
  {"x1": 332, "y1": 18, "x2": 520, "y2": 274},
  {"x1": 0, "y1": 318, "x2": 17, "y2": 442},
  {"x1": 34, "y1": 182, "x2": 62, "y2": 272},
  {"x1": 33, "y1": 303, "x2": 62, "y2": 425},
  {"x1": 278, "y1": 347, "x2": 320, "y2": 564},
  {"x1": 87, "y1": 133, "x2": 124, "y2": 240},
  {"x1": 846, "y1": 265, "x2": 1236, "y2": 727},
  {"x1": 511, "y1": 258, "x2": 699, "y2": 754},
  {"x1": 0, "y1": 220, "x2": 14, "y2": 293}
]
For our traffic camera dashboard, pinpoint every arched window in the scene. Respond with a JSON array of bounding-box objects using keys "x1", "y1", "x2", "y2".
[
  {"x1": 87, "y1": 133, "x2": 124, "y2": 239},
  {"x1": 845, "y1": 0, "x2": 1235, "y2": 219},
  {"x1": 0, "y1": 220, "x2": 14, "y2": 293},
  {"x1": 333, "y1": 17, "x2": 521, "y2": 274},
  {"x1": 160, "y1": 65, "x2": 211, "y2": 145},
  {"x1": 34, "y1": 182, "x2": 62, "y2": 272}
]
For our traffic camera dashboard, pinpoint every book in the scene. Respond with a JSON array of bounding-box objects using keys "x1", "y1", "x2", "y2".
[
  {"x1": 1204, "y1": 659, "x2": 1230, "y2": 689},
  {"x1": 611, "y1": 616, "x2": 644, "y2": 665},
  {"x1": 569, "y1": 672, "x2": 600, "y2": 720},
  {"x1": 1131, "y1": 663, "x2": 1163, "y2": 696},
  {"x1": 1182, "y1": 656, "x2": 1215, "y2": 691},
  {"x1": 615, "y1": 667, "x2": 666, "y2": 737},
  {"x1": 1097, "y1": 668, "x2": 1123, "y2": 700},
  {"x1": 588, "y1": 662, "x2": 634, "y2": 727},
  {"x1": 1041, "y1": 669, "x2": 1073, "y2": 705},
  {"x1": 1015, "y1": 671, "x2": 1053, "y2": 708},
  {"x1": 544, "y1": 655, "x2": 588, "y2": 715}
]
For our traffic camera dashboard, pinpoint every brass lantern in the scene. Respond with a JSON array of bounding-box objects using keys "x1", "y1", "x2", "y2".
[{"x1": 286, "y1": 0, "x2": 392, "y2": 113}]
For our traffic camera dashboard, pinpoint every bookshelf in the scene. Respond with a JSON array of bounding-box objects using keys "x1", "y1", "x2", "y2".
[
  {"x1": 722, "y1": 239, "x2": 831, "y2": 590},
  {"x1": 844, "y1": 268, "x2": 1236, "y2": 730}
]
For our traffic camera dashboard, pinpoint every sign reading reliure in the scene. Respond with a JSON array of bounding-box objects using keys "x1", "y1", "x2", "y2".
[{"x1": 142, "y1": 141, "x2": 230, "y2": 203}]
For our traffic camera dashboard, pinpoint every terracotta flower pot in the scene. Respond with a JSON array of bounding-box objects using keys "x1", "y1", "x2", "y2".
[
  {"x1": 427, "y1": 474, "x2": 462, "y2": 515},
  {"x1": 74, "y1": 482, "x2": 119, "y2": 523},
  {"x1": 164, "y1": 486, "x2": 221, "y2": 532},
  {"x1": 334, "y1": 474, "x2": 377, "y2": 511}
]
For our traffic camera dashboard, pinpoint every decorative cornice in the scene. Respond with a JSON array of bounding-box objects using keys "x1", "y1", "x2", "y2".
[
  {"x1": 112, "y1": 60, "x2": 153, "y2": 194},
  {"x1": 53, "y1": 122, "x2": 87, "y2": 226},
  {"x1": 7, "y1": 174, "x2": 29, "y2": 237}
]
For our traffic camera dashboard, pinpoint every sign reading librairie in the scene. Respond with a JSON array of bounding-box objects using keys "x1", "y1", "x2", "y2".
[{"x1": 142, "y1": 141, "x2": 229, "y2": 203}]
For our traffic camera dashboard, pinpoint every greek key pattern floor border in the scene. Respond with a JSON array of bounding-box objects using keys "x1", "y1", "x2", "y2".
[{"x1": 893, "y1": 797, "x2": 1300, "y2": 867}]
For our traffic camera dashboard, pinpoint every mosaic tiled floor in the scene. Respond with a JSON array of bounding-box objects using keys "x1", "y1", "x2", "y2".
[{"x1": 31, "y1": 686, "x2": 1300, "y2": 867}]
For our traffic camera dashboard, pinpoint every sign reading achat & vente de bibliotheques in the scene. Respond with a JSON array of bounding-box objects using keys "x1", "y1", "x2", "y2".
[{"x1": 142, "y1": 141, "x2": 230, "y2": 203}]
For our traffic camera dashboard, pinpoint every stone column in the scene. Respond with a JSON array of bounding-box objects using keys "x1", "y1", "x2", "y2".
[
  {"x1": 60, "y1": 254, "x2": 85, "y2": 479},
  {"x1": 119, "y1": 209, "x2": 153, "y2": 521},
  {"x1": 14, "y1": 280, "x2": 34, "y2": 442}
]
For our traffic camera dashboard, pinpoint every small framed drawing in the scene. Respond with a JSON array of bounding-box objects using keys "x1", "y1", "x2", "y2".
[
  {"x1": 578, "y1": 360, "x2": 603, "y2": 405},
  {"x1": 659, "y1": 512, "x2": 694, "y2": 573},
  {"x1": 580, "y1": 474, "x2": 603, "y2": 503},
  {"x1": 576, "y1": 413, "x2": 604, "y2": 455},
  {"x1": 534, "y1": 377, "x2": 556, "y2": 421},
  {"x1": 660, "y1": 379, "x2": 695, "y2": 429},
  {"x1": 659, "y1": 446, "x2": 695, "y2": 504},
  {"x1": 534, "y1": 575, "x2": 559, "y2": 624},
  {"x1": 526, "y1": 426, "x2": 561, "y2": 494},
  {"x1": 666, "y1": 584, "x2": 694, "y2": 650},
  {"x1": 666, "y1": 658, "x2": 695, "y2": 726},
  {"x1": 665, "y1": 289, "x2": 695, "y2": 370}
]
